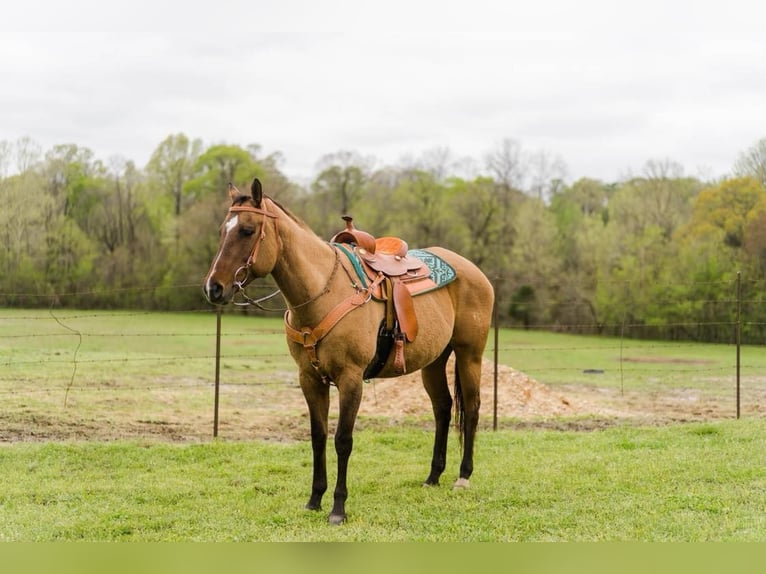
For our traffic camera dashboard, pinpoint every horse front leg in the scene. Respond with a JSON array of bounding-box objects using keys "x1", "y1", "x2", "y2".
[
  {"x1": 328, "y1": 377, "x2": 363, "y2": 525},
  {"x1": 300, "y1": 372, "x2": 330, "y2": 512}
]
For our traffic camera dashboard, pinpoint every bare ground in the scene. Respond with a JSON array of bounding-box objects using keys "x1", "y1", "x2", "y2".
[{"x1": 1, "y1": 357, "x2": 762, "y2": 443}]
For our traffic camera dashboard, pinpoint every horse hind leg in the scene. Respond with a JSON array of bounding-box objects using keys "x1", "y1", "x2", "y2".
[
  {"x1": 452, "y1": 347, "x2": 483, "y2": 489},
  {"x1": 421, "y1": 348, "x2": 453, "y2": 486}
]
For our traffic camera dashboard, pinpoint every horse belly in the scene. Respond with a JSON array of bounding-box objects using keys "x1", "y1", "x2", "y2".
[{"x1": 375, "y1": 288, "x2": 455, "y2": 378}]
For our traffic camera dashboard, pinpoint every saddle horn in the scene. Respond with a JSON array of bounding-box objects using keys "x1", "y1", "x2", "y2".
[{"x1": 330, "y1": 216, "x2": 376, "y2": 253}]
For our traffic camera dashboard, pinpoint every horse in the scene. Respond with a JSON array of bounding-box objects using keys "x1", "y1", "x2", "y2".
[{"x1": 203, "y1": 178, "x2": 494, "y2": 525}]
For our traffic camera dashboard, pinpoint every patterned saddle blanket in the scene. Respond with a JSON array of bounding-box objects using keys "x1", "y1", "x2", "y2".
[{"x1": 335, "y1": 244, "x2": 456, "y2": 297}]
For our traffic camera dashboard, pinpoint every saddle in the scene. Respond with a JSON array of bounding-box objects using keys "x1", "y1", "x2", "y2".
[{"x1": 331, "y1": 217, "x2": 436, "y2": 376}]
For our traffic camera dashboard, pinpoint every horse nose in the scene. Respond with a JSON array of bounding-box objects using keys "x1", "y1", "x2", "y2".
[{"x1": 204, "y1": 280, "x2": 225, "y2": 304}]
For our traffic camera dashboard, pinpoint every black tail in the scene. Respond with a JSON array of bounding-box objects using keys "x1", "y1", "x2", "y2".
[{"x1": 453, "y1": 366, "x2": 464, "y2": 449}]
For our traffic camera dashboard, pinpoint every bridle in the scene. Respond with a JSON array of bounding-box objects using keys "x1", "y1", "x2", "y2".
[
  {"x1": 227, "y1": 202, "x2": 278, "y2": 299},
  {"x1": 224, "y1": 201, "x2": 351, "y2": 311}
]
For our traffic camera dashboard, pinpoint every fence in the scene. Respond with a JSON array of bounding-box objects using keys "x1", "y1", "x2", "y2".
[{"x1": 0, "y1": 275, "x2": 763, "y2": 441}]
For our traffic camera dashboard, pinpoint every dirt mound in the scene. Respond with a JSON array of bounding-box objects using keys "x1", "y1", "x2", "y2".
[{"x1": 357, "y1": 356, "x2": 584, "y2": 419}]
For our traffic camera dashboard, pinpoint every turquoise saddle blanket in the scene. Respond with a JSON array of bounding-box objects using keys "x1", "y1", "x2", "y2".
[
  {"x1": 406, "y1": 249, "x2": 457, "y2": 291},
  {"x1": 333, "y1": 244, "x2": 457, "y2": 294}
]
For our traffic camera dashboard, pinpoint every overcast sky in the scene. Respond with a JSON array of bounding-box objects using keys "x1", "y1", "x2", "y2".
[{"x1": 2, "y1": 0, "x2": 765, "y2": 184}]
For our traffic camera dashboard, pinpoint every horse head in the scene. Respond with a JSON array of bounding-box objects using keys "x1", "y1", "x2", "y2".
[{"x1": 203, "y1": 178, "x2": 279, "y2": 304}]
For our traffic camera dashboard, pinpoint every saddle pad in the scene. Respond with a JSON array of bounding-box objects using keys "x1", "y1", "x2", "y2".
[
  {"x1": 334, "y1": 243, "x2": 456, "y2": 296},
  {"x1": 406, "y1": 249, "x2": 457, "y2": 293}
]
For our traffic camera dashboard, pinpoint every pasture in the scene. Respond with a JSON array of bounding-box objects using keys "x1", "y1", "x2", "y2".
[{"x1": 1, "y1": 309, "x2": 765, "y2": 540}]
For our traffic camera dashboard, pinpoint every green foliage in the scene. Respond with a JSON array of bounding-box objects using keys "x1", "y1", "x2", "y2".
[
  {"x1": 184, "y1": 145, "x2": 262, "y2": 201},
  {"x1": 311, "y1": 151, "x2": 370, "y2": 216},
  {"x1": 679, "y1": 176, "x2": 766, "y2": 248},
  {"x1": 509, "y1": 285, "x2": 536, "y2": 328},
  {"x1": 6, "y1": 136, "x2": 766, "y2": 343},
  {"x1": 450, "y1": 176, "x2": 507, "y2": 270},
  {"x1": 146, "y1": 133, "x2": 203, "y2": 216}
]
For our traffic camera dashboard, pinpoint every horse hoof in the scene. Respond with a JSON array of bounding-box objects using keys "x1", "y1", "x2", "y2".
[
  {"x1": 328, "y1": 513, "x2": 347, "y2": 525},
  {"x1": 453, "y1": 477, "x2": 470, "y2": 489}
]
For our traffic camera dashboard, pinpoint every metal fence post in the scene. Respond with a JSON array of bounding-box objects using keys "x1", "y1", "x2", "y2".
[
  {"x1": 214, "y1": 307, "x2": 222, "y2": 437},
  {"x1": 736, "y1": 271, "x2": 741, "y2": 419},
  {"x1": 493, "y1": 278, "x2": 500, "y2": 431}
]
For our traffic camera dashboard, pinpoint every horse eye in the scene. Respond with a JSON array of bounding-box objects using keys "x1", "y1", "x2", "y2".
[{"x1": 239, "y1": 227, "x2": 255, "y2": 237}]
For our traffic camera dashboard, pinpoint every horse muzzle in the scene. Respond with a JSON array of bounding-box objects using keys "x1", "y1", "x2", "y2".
[{"x1": 203, "y1": 279, "x2": 231, "y2": 305}]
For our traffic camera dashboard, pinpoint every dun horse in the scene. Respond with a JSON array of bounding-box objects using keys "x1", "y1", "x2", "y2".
[{"x1": 203, "y1": 178, "x2": 494, "y2": 525}]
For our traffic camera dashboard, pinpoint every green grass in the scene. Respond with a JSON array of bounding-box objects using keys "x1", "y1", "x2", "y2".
[
  {"x1": 0, "y1": 308, "x2": 295, "y2": 383},
  {"x1": 2, "y1": 308, "x2": 758, "y2": 390},
  {"x1": 1, "y1": 419, "x2": 764, "y2": 541},
  {"x1": 492, "y1": 328, "x2": 761, "y2": 387},
  {"x1": 0, "y1": 309, "x2": 300, "y2": 440},
  {"x1": 2, "y1": 310, "x2": 766, "y2": 541}
]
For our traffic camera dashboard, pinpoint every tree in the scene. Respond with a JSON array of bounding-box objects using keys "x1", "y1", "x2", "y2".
[
  {"x1": 41, "y1": 143, "x2": 95, "y2": 221},
  {"x1": 743, "y1": 201, "x2": 766, "y2": 273},
  {"x1": 0, "y1": 140, "x2": 11, "y2": 178},
  {"x1": 677, "y1": 176, "x2": 766, "y2": 249},
  {"x1": 734, "y1": 137, "x2": 766, "y2": 186},
  {"x1": 526, "y1": 149, "x2": 567, "y2": 201},
  {"x1": 607, "y1": 160, "x2": 698, "y2": 243},
  {"x1": 484, "y1": 138, "x2": 526, "y2": 192},
  {"x1": 0, "y1": 169, "x2": 52, "y2": 304},
  {"x1": 311, "y1": 150, "x2": 372, "y2": 216},
  {"x1": 507, "y1": 198, "x2": 564, "y2": 326},
  {"x1": 184, "y1": 144, "x2": 262, "y2": 200},
  {"x1": 146, "y1": 133, "x2": 203, "y2": 216},
  {"x1": 553, "y1": 177, "x2": 611, "y2": 219},
  {"x1": 450, "y1": 176, "x2": 504, "y2": 271},
  {"x1": 548, "y1": 179, "x2": 613, "y2": 328},
  {"x1": 390, "y1": 169, "x2": 453, "y2": 248},
  {"x1": 14, "y1": 136, "x2": 41, "y2": 173}
]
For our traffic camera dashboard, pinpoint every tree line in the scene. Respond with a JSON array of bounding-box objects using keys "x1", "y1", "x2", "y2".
[{"x1": 2, "y1": 134, "x2": 766, "y2": 343}]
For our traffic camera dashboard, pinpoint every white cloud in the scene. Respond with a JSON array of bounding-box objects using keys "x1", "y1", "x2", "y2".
[{"x1": 2, "y1": 0, "x2": 766, "y2": 183}]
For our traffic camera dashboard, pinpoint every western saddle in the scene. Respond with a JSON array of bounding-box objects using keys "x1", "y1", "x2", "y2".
[{"x1": 330, "y1": 216, "x2": 435, "y2": 377}]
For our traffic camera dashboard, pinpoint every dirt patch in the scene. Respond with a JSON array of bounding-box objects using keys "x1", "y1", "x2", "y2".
[
  {"x1": 359, "y1": 356, "x2": 585, "y2": 419},
  {"x1": 1, "y1": 357, "x2": 761, "y2": 443}
]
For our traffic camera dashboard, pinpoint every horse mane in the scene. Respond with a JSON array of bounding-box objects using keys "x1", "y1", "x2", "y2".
[
  {"x1": 232, "y1": 193, "x2": 315, "y2": 233},
  {"x1": 266, "y1": 196, "x2": 316, "y2": 233}
]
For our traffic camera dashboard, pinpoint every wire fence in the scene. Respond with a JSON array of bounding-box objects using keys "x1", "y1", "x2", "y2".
[{"x1": 0, "y1": 275, "x2": 764, "y2": 440}]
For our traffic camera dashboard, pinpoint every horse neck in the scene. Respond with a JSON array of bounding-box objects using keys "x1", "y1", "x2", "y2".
[{"x1": 267, "y1": 200, "x2": 345, "y2": 318}]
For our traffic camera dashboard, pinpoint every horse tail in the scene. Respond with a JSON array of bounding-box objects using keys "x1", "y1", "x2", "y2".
[{"x1": 453, "y1": 365, "x2": 465, "y2": 450}]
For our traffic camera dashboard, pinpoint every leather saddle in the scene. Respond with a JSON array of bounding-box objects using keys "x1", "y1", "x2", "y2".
[{"x1": 331, "y1": 216, "x2": 435, "y2": 376}]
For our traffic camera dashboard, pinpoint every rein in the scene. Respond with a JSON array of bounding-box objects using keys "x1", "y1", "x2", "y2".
[{"x1": 233, "y1": 246, "x2": 344, "y2": 311}]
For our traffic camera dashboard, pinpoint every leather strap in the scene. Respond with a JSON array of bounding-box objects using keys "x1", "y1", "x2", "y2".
[
  {"x1": 393, "y1": 335, "x2": 406, "y2": 375},
  {"x1": 284, "y1": 272, "x2": 386, "y2": 382},
  {"x1": 229, "y1": 205, "x2": 277, "y2": 272}
]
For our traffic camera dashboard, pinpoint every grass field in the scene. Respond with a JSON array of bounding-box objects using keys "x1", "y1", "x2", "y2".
[
  {"x1": 1, "y1": 420, "x2": 765, "y2": 541},
  {"x1": 1, "y1": 309, "x2": 765, "y2": 541}
]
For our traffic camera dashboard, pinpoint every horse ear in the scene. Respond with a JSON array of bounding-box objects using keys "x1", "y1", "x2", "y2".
[
  {"x1": 251, "y1": 178, "x2": 263, "y2": 207},
  {"x1": 228, "y1": 182, "x2": 240, "y2": 201}
]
